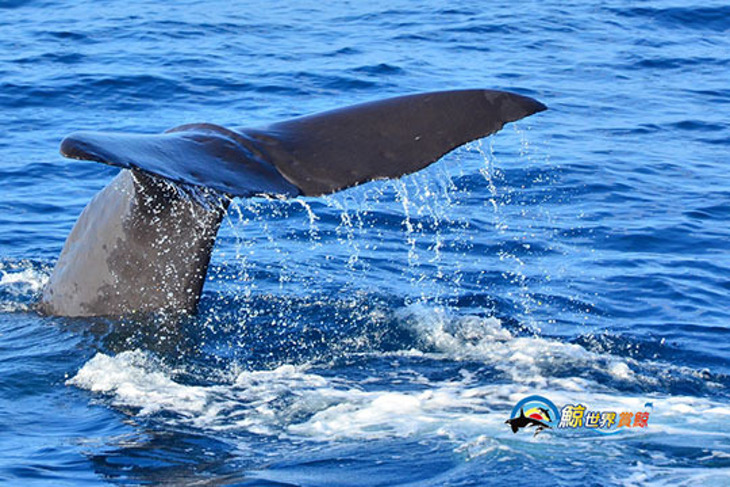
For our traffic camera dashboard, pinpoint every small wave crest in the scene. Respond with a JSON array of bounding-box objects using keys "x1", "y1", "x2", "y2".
[
  {"x1": 611, "y1": 6, "x2": 730, "y2": 32},
  {"x1": 0, "y1": 260, "x2": 49, "y2": 312},
  {"x1": 396, "y1": 305, "x2": 640, "y2": 386}
]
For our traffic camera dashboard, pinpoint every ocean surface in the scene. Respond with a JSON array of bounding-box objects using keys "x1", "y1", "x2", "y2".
[{"x1": 1, "y1": 0, "x2": 729, "y2": 485}]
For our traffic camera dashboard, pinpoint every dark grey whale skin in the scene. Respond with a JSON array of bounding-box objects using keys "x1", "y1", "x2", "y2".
[
  {"x1": 40, "y1": 90, "x2": 546, "y2": 317},
  {"x1": 39, "y1": 171, "x2": 228, "y2": 317}
]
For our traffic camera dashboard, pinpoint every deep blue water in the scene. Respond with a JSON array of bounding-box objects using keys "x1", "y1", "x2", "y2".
[{"x1": 1, "y1": 0, "x2": 729, "y2": 485}]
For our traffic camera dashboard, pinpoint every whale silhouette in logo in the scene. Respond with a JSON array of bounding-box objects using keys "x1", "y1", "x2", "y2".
[
  {"x1": 39, "y1": 89, "x2": 546, "y2": 317},
  {"x1": 505, "y1": 407, "x2": 552, "y2": 435}
]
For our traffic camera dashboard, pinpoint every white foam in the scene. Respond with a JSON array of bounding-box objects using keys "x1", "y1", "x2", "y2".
[
  {"x1": 68, "y1": 353, "x2": 730, "y2": 448},
  {"x1": 287, "y1": 383, "x2": 492, "y2": 441},
  {"x1": 0, "y1": 267, "x2": 48, "y2": 293},
  {"x1": 69, "y1": 350, "x2": 498, "y2": 440},
  {"x1": 0, "y1": 263, "x2": 50, "y2": 312},
  {"x1": 66, "y1": 305, "x2": 730, "y2": 469},
  {"x1": 620, "y1": 462, "x2": 730, "y2": 487},
  {"x1": 68, "y1": 351, "x2": 209, "y2": 417},
  {"x1": 396, "y1": 305, "x2": 646, "y2": 387}
]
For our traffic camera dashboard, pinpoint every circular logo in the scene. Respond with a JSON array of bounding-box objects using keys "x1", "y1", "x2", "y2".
[{"x1": 508, "y1": 395, "x2": 560, "y2": 431}]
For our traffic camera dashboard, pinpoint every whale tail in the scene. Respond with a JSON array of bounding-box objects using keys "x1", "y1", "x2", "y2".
[
  {"x1": 39, "y1": 171, "x2": 229, "y2": 317},
  {"x1": 41, "y1": 90, "x2": 546, "y2": 317}
]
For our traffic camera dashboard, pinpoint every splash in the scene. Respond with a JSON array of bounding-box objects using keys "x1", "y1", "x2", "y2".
[
  {"x1": 68, "y1": 306, "x2": 727, "y2": 449},
  {"x1": 0, "y1": 260, "x2": 50, "y2": 312},
  {"x1": 209, "y1": 138, "x2": 557, "y2": 328}
]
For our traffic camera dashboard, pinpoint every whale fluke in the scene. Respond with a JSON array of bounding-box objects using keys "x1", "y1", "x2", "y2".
[
  {"x1": 41, "y1": 90, "x2": 546, "y2": 317},
  {"x1": 60, "y1": 124, "x2": 301, "y2": 198},
  {"x1": 60, "y1": 90, "x2": 545, "y2": 198},
  {"x1": 241, "y1": 89, "x2": 546, "y2": 196}
]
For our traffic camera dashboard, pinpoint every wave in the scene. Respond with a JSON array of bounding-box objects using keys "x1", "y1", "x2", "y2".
[
  {"x1": 610, "y1": 6, "x2": 730, "y2": 32},
  {"x1": 68, "y1": 306, "x2": 728, "y2": 451},
  {"x1": 0, "y1": 260, "x2": 49, "y2": 312}
]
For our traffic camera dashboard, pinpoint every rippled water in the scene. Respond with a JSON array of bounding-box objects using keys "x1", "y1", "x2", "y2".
[{"x1": 1, "y1": 0, "x2": 729, "y2": 485}]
